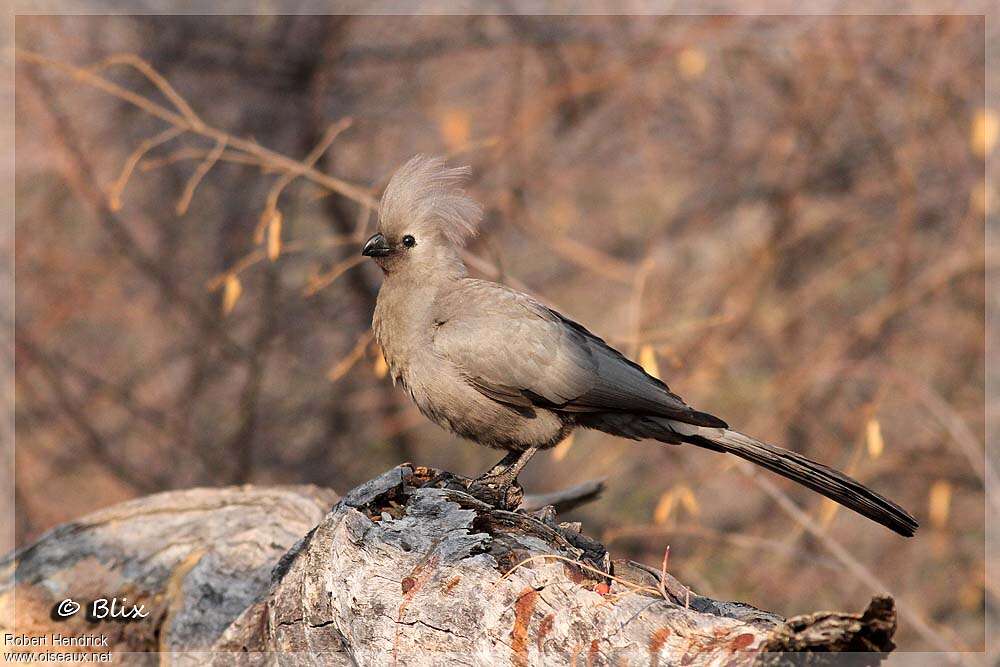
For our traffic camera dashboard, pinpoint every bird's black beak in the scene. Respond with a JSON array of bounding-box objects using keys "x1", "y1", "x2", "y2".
[{"x1": 361, "y1": 233, "x2": 391, "y2": 257}]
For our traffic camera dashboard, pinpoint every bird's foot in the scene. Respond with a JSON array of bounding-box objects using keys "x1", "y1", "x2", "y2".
[
  {"x1": 418, "y1": 470, "x2": 460, "y2": 488},
  {"x1": 467, "y1": 477, "x2": 524, "y2": 511}
]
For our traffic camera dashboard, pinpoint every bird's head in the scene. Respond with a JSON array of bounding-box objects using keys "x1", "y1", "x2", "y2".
[{"x1": 362, "y1": 155, "x2": 483, "y2": 277}]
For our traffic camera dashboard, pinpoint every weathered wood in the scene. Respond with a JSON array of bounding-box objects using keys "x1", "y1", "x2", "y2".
[
  {"x1": 1, "y1": 485, "x2": 338, "y2": 655},
  {"x1": 3, "y1": 466, "x2": 897, "y2": 665}
]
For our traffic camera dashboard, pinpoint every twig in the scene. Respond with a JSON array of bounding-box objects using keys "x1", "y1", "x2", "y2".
[
  {"x1": 520, "y1": 479, "x2": 606, "y2": 513},
  {"x1": 141, "y1": 146, "x2": 269, "y2": 172},
  {"x1": 86, "y1": 53, "x2": 205, "y2": 129},
  {"x1": 20, "y1": 65, "x2": 252, "y2": 364},
  {"x1": 303, "y1": 256, "x2": 367, "y2": 296},
  {"x1": 328, "y1": 332, "x2": 374, "y2": 383},
  {"x1": 603, "y1": 522, "x2": 849, "y2": 573},
  {"x1": 657, "y1": 545, "x2": 670, "y2": 601},
  {"x1": 108, "y1": 126, "x2": 185, "y2": 210},
  {"x1": 176, "y1": 137, "x2": 226, "y2": 215},
  {"x1": 17, "y1": 49, "x2": 188, "y2": 128},
  {"x1": 255, "y1": 118, "x2": 354, "y2": 243},
  {"x1": 52, "y1": 48, "x2": 564, "y2": 307},
  {"x1": 16, "y1": 49, "x2": 378, "y2": 209},
  {"x1": 506, "y1": 201, "x2": 635, "y2": 285},
  {"x1": 205, "y1": 235, "x2": 357, "y2": 290},
  {"x1": 353, "y1": 200, "x2": 372, "y2": 237},
  {"x1": 498, "y1": 554, "x2": 661, "y2": 598},
  {"x1": 883, "y1": 365, "x2": 999, "y2": 513},
  {"x1": 655, "y1": 545, "x2": 692, "y2": 607}
]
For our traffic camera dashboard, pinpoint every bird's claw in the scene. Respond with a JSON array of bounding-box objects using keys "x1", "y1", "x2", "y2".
[{"x1": 467, "y1": 478, "x2": 524, "y2": 511}]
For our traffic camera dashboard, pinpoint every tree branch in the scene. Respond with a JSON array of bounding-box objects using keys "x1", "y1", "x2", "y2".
[{"x1": 3, "y1": 466, "x2": 899, "y2": 664}]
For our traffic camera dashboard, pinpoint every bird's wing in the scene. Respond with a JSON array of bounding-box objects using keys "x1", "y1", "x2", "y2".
[
  {"x1": 433, "y1": 281, "x2": 727, "y2": 428},
  {"x1": 433, "y1": 283, "x2": 596, "y2": 408}
]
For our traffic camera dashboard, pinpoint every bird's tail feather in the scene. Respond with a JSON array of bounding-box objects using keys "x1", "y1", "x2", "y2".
[
  {"x1": 580, "y1": 413, "x2": 917, "y2": 536},
  {"x1": 686, "y1": 428, "x2": 918, "y2": 537}
]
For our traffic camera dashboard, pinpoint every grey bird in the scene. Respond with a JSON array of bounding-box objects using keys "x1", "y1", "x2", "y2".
[{"x1": 362, "y1": 155, "x2": 918, "y2": 537}]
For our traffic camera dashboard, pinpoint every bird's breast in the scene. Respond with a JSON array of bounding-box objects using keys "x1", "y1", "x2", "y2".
[
  {"x1": 397, "y1": 354, "x2": 568, "y2": 451},
  {"x1": 372, "y1": 283, "x2": 568, "y2": 451}
]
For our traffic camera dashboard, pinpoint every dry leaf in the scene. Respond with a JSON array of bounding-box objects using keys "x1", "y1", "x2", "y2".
[
  {"x1": 971, "y1": 108, "x2": 998, "y2": 157},
  {"x1": 865, "y1": 418, "x2": 884, "y2": 460},
  {"x1": 439, "y1": 109, "x2": 471, "y2": 150},
  {"x1": 676, "y1": 48, "x2": 707, "y2": 79},
  {"x1": 551, "y1": 433, "x2": 576, "y2": 461},
  {"x1": 928, "y1": 479, "x2": 952, "y2": 529},
  {"x1": 373, "y1": 351, "x2": 389, "y2": 379},
  {"x1": 638, "y1": 345, "x2": 660, "y2": 378},
  {"x1": 653, "y1": 490, "x2": 676, "y2": 525},
  {"x1": 677, "y1": 485, "x2": 700, "y2": 517},
  {"x1": 254, "y1": 209, "x2": 270, "y2": 245},
  {"x1": 222, "y1": 274, "x2": 242, "y2": 315},
  {"x1": 266, "y1": 211, "x2": 283, "y2": 262}
]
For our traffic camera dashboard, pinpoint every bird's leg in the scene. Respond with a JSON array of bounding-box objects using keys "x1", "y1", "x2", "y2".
[
  {"x1": 468, "y1": 447, "x2": 540, "y2": 510},
  {"x1": 480, "y1": 450, "x2": 523, "y2": 479},
  {"x1": 501, "y1": 446, "x2": 540, "y2": 482}
]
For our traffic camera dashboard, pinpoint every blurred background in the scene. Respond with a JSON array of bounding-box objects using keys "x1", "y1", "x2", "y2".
[{"x1": 13, "y1": 14, "x2": 991, "y2": 652}]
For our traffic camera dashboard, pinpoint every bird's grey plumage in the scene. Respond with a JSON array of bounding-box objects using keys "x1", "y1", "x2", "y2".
[{"x1": 364, "y1": 155, "x2": 918, "y2": 537}]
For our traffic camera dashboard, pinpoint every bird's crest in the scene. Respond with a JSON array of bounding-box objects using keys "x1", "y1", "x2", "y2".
[{"x1": 378, "y1": 155, "x2": 483, "y2": 246}]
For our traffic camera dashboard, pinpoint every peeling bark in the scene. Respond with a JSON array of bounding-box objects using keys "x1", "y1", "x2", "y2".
[{"x1": 3, "y1": 466, "x2": 897, "y2": 665}]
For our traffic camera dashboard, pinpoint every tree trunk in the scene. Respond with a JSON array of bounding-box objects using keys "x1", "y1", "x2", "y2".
[{"x1": 2, "y1": 465, "x2": 897, "y2": 665}]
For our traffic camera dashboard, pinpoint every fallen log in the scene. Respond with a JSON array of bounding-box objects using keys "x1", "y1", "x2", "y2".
[{"x1": 2, "y1": 465, "x2": 897, "y2": 665}]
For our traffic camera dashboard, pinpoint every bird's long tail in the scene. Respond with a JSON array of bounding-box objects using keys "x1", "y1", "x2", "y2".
[
  {"x1": 693, "y1": 428, "x2": 917, "y2": 536},
  {"x1": 582, "y1": 414, "x2": 918, "y2": 536}
]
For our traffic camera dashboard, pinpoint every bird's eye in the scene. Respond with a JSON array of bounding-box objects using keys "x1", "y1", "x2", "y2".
[{"x1": 402, "y1": 235, "x2": 416, "y2": 248}]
